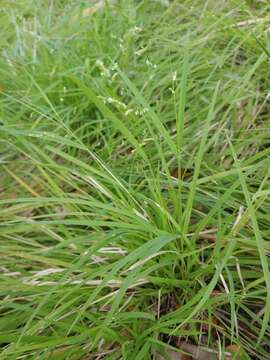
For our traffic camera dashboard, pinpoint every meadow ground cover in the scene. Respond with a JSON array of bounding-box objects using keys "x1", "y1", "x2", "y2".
[{"x1": 1, "y1": 0, "x2": 270, "y2": 358}]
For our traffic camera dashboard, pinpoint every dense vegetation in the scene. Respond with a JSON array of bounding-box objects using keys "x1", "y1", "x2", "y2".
[{"x1": 1, "y1": 0, "x2": 270, "y2": 358}]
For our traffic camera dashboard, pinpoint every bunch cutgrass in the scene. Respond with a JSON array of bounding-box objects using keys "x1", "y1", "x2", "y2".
[{"x1": 1, "y1": 0, "x2": 270, "y2": 358}]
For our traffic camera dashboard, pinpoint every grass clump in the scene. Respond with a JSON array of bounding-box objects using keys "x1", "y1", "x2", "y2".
[{"x1": 1, "y1": 0, "x2": 270, "y2": 359}]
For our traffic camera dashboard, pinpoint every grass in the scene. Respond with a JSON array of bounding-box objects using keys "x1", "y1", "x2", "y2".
[{"x1": 1, "y1": 0, "x2": 270, "y2": 359}]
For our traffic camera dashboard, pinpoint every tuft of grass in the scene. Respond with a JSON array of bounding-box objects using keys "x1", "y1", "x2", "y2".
[{"x1": 1, "y1": 0, "x2": 270, "y2": 359}]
